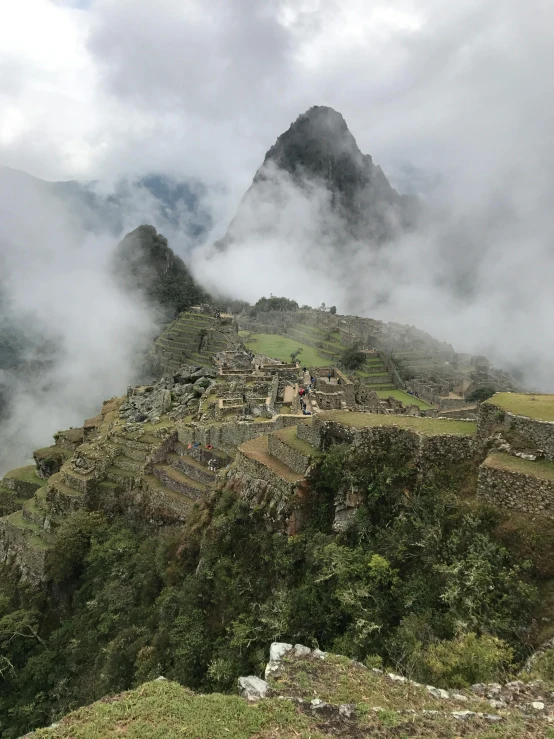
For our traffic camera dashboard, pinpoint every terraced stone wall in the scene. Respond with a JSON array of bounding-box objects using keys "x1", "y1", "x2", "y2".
[
  {"x1": 478, "y1": 464, "x2": 554, "y2": 517},
  {"x1": 177, "y1": 416, "x2": 301, "y2": 450},
  {"x1": 478, "y1": 402, "x2": 554, "y2": 459},
  {"x1": 267, "y1": 434, "x2": 310, "y2": 475},
  {"x1": 312, "y1": 418, "x2": 481, "y2": 467},
  {"x1": 0, "y1": 517, "x2": 47, "y2": 584},
  {"x1": 296, "y1": 421, "x2": 321, "y2": 448}
]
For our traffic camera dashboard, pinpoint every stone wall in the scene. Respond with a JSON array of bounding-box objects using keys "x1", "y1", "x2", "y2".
[
  {"x1": 379, "y1": 350, "x2": 404, "y2": 389},
  {"x1": 478, "y1": 402, "x2": 554, "y2": 460},
  {"x1": 224, "y1": 454, "x2": 306, "y2": 533},
  {"x1": 137, "y1": 479, "x2": 192, "y2": 525},
  {"x1": 315, "y1": 391, "x2": 344, "y2": 410},
  {"x1": 296, "y1": 421, "x2": 322, "y2": 448},
  {"x1": 267, "y1": 434, "x2": 311, "y2": 475},
  {"x1": 312, "y1": 417, "x2": 481, "y2": 467},
  {"x1": 477, "y1": 463, "x2": 554, "y2": 517},
  {"x1": 177, "y1": 415, "x2": 302, "y2": 452}
]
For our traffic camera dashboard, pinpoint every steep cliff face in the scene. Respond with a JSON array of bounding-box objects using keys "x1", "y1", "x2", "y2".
[{"x1": 219, "y1": 106, "x2": 419, "y2": 249}]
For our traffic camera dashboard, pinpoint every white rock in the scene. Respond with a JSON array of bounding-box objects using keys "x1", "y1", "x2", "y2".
[
  {"x1": 293, "y1": 644, "x2": 312, "y2": 657},
  {"x1": 238, "y1": 676, "x2": 268, "y2": 701},
  {"x1": 155, "y1": 676, "x2": 167, "y2": 682},
  {"x1": 312, "y1": 648, "x2": 327, "y2": 660},
  {"x1": 265, "y1": 642, "x2": 294, "y2": 679},
  {"x1": 310, "y1": 698, "x2": 329, "y2": 711},
  {"x1": 531, "y1": 701, "x2": 546, "y2": 711},
  {"x1": 270, "y1": 642, "x2": 293, "y2": 662},
  {"x1": 426, "y1": 685, "x2": 450, "y2": 699},
  {"x1": 452, "y1": 711, "x2": 477, "y2": 720},
  {"x1": 483, "y1": 714, "x2": 503, "y2": 722},
  {"x1": 387, "y1": 672, "x2": 407, "y2": 683},
  {"x1": 339, "y1": 704, "x2": 356, "y2": 718},
  {"x1": 452, "y1": 693, "x2": 468, "y2": 701}
]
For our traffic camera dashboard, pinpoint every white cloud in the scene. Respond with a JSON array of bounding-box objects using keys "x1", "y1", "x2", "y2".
[{"x1": 1, "y1": 0, "x2": 554, "y2": 400}]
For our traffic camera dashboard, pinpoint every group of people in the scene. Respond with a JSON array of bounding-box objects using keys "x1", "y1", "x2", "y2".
[
  {"x1": 298, "y1": 386, "x2": 312, "y2": 415},
  {"x1": 406, "y1": 389, "x2": 421, "y2": 398},
  {"x1": 186, "y1": 442, "x2": 218, "y2": 470}
]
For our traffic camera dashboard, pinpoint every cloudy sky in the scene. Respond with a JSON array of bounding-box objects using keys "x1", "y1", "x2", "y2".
[
  {"x1": 2, "y1": 0, "x2": 554, "y2": 397},
  {"x1": 2, "y1": 1, "x2": 552, "y2": 204}
]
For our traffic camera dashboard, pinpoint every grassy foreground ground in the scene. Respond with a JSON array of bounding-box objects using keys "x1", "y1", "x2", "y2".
[
  {"x1": 487, "y1": 393, "x2": 554, "y2": 422},
  {"x1": 28, "y1": 651, "x2": 554, "y2": 738}
]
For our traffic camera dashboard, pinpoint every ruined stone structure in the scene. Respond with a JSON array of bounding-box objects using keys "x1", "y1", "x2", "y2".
[
  {"x1": 155, "y1": 310, "x2": 241, "y2": 374},
  {"x1": 239, "y1": 308, "x2": 518, "y2": 413},
  {"x1": 0, "y1": 298, "x2": 549, "y2": 592},
  {"x1": 475, "y1": 394, "x2": 554, "y2": 517}
]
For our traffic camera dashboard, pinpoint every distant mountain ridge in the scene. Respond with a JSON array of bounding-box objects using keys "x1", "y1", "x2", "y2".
[
  {"x1": 0, "y1": 166, "x2": 211, "y2": 239},
  {"x1": 218, "y1": 105, "x2": 419, "y2": 249}
]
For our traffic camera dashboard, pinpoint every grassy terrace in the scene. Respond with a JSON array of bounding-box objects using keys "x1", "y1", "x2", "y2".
[
  {"x1": 239, "y1": 436, "x2": 304, "y2": 482},
  {"x1": 485, "y1": 392, "x2": 554, "y2": 422},
  {"x1": 376, "y1": 389, "x2": 434, "y2": 410},
  {"x1": 483, "y1": 451, "x2": 554, "y2": 480},
  {"x1": 319, "y1": 410, "x2": 476, "y2": 436},
  {"x1": 4, "y1": 465, "x2": 43, "y2": 487},
  {"x1": 3, "y1": 510, "x2": 49, "y2": 549},
  {"x1": 273, "y1": 425, "x2": 321, "y2": 457},
  {"x1": 243, "y1": 332, "x2": 329, "y2": 366},
  {"x1": 28, "y1": 681, "x2": 324, "y2": 739}
]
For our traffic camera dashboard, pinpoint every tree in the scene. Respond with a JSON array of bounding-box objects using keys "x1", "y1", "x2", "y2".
[
  {"x1": 329, "y1": 306, "x2": 337, "y2": 315},
  {"x1": 340, "y1": 343, "x2": 365, "y2": 371},
  {"x1": 253, "y1": 296, "x2": 299, "y2": 313},
  {"x1": 290, "y1": 348, "x2": 303, "y2": 363},
  {"x1": 466, "y1": 386, "x2": 496, "y2": 403}
]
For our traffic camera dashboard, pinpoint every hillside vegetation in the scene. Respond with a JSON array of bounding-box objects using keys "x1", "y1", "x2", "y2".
[{"x1": 0, "y1": 434, "x2": 550, "y2": 736}]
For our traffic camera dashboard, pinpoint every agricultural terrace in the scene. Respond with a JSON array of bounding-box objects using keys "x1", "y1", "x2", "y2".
[
  {"x1": 240, "y1": 332, "x2": 330, "y2": 366},
  {"x1": 483, "y1": 451, "x2": 554, "y2": 481},
  {"x1": 320, "y1": 411, "x2": 477, "y2": 436},
  {"x1": 485, "y1": 393, "x2": 554, "y2": 422},
  {"x1": 376, "y1": 389, "x2": 433, "y2": 410}
]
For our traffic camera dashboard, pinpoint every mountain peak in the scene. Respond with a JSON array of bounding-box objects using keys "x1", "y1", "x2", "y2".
[{"x1": 219, "y1": 105, "x2": 417, "y2": 250}]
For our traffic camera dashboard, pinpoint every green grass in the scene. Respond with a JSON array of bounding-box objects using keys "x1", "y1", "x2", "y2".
[
  {"x1": 33, "y1": 445, "x2": 74, "y2": 461},
  {"x1": 376, "y1": 389, "x2": 434, "y2": 410},
  {"x1": 4, "y1": 465, "x2": 43, "y2": 487},
  {"x1": 243, "y1": 333, "x2": 330, "y2": 366},
  {"x1": 319, "y1": 410, "x2": 476, "y2": 436},
  {"x1": 483, "y1": 451, "x2": 554, "y2": 480},
  {"x1": 2, "y1": 510, "x2": 49, "y2": 549},
  {"x1": 486, "y1": 393, "x2": 554, "y2": 422},
  {"x1": 273, "y1": 425, "x2": 322, "y2": 457},
  {"x1": 28, "y1": 680, "x2": 324, "y2": 738}
]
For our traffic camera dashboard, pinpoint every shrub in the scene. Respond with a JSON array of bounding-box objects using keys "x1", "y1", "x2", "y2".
[
  {"x1": 417, "y1": 632, "x2": 513, "y2": 687},
  {"x1": 340, "y1": 343, "x2": 365, "y2": 370},
  {"x1": 467, "y1": 386, "x2": 497, "y2": 403}
]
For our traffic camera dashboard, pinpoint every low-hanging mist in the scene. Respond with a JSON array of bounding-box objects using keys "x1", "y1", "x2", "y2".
[
  {"x1": 192, "y1": 108, "x2": 554, "y2": 392},
  {"x1": 0, "y1": 174, "x2": 161, "y2": 475}
]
